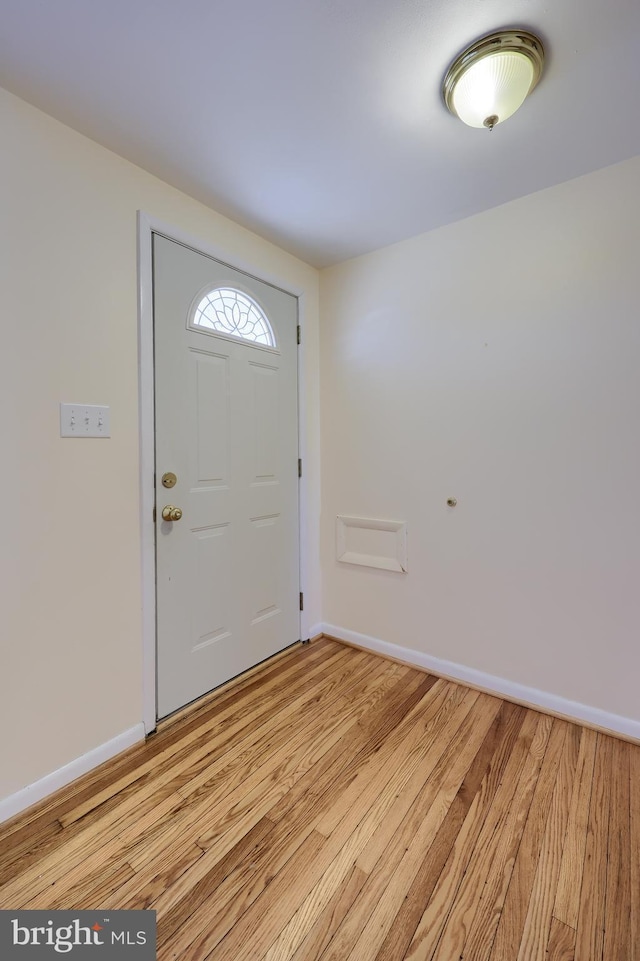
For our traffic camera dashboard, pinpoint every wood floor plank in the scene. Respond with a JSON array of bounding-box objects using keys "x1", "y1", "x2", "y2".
[
  {"x1": 483, "y1": 717, "x2": 569, "y2": 960},
  {"x1": 0, "y1": 819, "x2": 63, "y2": 887},
  {"x1": 54, "y1": 862, "x2": 137, "y2": 913},
  {"x1": 0, "y1": 641, "x2": 635, "y2": 961},
  {"x1": 552, "y1": 727, "x2": 598, "y2": 929},
  {"x1": 265, "y1": 671, "x2": 439, "y2": 826},
  {"x1": 314, "y1": 680, "x2": 462, "y2": 838},
  {"x1": 333, "y1": 697, "x2": 502, "y2": 961},
  {"x1": 111, "y1": 658, "x2": 399, "y2": 912},
  {"x1": 151, "y1": 670, "x2": 436, "y2": 949},
  {"x1": 354, "y1": 692, "x2": 501, "y2": 876},
  {"x1": 631, "y1": 741, "x2": 640, "y2": 961},
  {"x1": 158, "y1": 681, "x2": 472, "y2": 961},
  {"x1": 171, "y1": 649, "x2": 379, "y2": 800},
  {"x1": 22, "y1": 791, "x2": 188, "y2": 909},
  {"x1": 154, "y1": 674, "x2": 434, "y2": 942},
  {"x1": 287, "y1": 865, "x2": 369, "y2": 961},
  {"x1": 434, "y1": 714, "x2": 553, "y2": 961},
  {"x1": 547, "y1": 918, "x2": 576, "y2": 961},
  {"x1": 260, "y1": 836, "x2": 369, "y2": 961},
  {"x1": 152, "y1": 817, "x2": 275, "y2": 941},
  {"x1": 602, "y1": 737, "x2": 630, "y2": 961},
  {"x1": 122, "y1": 653, "x2": 386, "y2": 866},
  {"x1": 514, "y1": 723, "x2": 581, "y2": 961},
  {"x1": 574, "y1": 733, "x2": 612, "y2": 961},
  {"x1": 172, "y1": 650, "x2": 381, "y2": 807},
  {"x1": 159, "y1": 823, "x2": 332, "y2": 961},
  {"x1": 372, "y1": 700, "x2": 523, "y2": 961},
  {"x1": 404, "y1": 707, "x2": 536, "y2": 961},
  {"x1": 268, "y1": 693, "x2": 499, "y2": 961},
  {"x1": 177, "y1": 662, "x2": 403, "y2": 856},
  {"x1": 0, "y1": 782, "x2": 185, "y2": 908},
  {"x1": 207, "y1": 689, "x2": 483, "y2": 961}
]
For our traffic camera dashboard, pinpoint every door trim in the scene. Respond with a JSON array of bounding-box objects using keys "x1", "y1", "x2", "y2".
[{"x1": 137, "y1": 211, "x2": 309, "y2": 734}]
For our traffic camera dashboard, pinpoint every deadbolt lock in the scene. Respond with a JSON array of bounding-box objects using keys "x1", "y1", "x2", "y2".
[{"x1": 162, "y1": 472, "x2": 177, "y2": 489}]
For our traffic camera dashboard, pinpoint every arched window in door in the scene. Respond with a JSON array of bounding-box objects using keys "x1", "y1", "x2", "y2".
[{"x1": 192, "y1": 287, "x2": 275, "y2": 347}]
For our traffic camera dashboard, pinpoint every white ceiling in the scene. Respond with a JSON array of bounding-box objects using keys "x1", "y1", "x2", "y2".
[{"x1": 1, "y1": 0, "x2": 639, "y2": 267}]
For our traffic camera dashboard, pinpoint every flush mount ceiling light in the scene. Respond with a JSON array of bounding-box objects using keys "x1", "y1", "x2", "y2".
[{"x1": 443, "y1": 30, "x2": 544, "y2": 130}]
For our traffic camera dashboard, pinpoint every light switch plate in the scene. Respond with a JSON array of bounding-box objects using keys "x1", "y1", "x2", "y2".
[{"x1": 60, "y1": 403, "x2": 111, "y2": 438}]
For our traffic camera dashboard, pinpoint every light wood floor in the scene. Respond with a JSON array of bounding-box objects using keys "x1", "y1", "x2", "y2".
[{"x1": 0, "y1": 638, "x2": 637, "y2": 960}]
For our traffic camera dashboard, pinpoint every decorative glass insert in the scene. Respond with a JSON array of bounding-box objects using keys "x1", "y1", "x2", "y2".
[{"x1": 192, "y1": 287, "x2": 275, "y2": 347}]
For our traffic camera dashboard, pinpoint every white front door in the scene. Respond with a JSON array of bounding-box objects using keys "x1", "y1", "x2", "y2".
[{"x1": 153, "y1": 234, "x2": 300, "y2": 719}]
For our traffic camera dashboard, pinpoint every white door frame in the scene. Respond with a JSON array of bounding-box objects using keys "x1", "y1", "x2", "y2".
[{"x1": 137, "y1": 211, "x2": 310, "y2": 734}]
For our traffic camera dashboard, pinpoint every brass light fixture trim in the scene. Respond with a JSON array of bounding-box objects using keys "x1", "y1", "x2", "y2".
[{"x1": 443, "y1": 30, "x2": 545, "y2": 129}]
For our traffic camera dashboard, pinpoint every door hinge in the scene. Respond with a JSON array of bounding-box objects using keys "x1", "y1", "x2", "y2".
[
  {"x1": 153, "y1": 506, "x2": 156, "y2": 522},
  {"x1": 297, "y1": 325, "x2": 301, "y2": 345},
  {"x1": 299, "y1": 592, "x2": 304, "y2": 611},
  {"x1": 298, "y1": 458, "x2": 302, "y2": 478}
]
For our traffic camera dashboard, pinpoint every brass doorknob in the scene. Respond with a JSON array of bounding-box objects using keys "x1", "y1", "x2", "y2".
[{"x1": 162, "y1": 505, "x2": 183, "y2": 522}]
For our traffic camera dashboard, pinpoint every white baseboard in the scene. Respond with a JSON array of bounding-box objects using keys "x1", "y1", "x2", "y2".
[
  {"x1": 307, "y1": 623, "x2": 324, "y2": 642},
  {"x1": 0, "y1": 724, "x2": 146, "y2": 825},
  {"x1": 321, "y1": 623, "x2": 640, "y2": 743}
]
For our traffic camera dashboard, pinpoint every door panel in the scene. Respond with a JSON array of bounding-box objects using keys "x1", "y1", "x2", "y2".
[
  {"x1": 192, "y1": 352, "x2": 229, "y2": 484},
  {"x1": 153, "y1": 234, "x2": 300, "y2": 719},
  {"x1": 250, "y1": 362, "x2": 279, "y2": 481}
]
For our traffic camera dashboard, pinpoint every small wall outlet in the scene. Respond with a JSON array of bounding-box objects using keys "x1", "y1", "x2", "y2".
[{"x1": 60, "y1": 403, "x2": 111, "y2": 438}]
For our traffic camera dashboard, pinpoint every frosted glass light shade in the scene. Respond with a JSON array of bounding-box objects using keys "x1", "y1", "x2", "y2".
[
  {"x1": 443, "y1": 31, "x2": 544, "y2": 130},
  {"x1": 452, "y1": 51, "x2": 534, "y2": 128}
]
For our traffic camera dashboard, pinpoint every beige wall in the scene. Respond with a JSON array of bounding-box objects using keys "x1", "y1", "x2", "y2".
[
  {"x1": 320, "y1": 156, "x2": 640, "y2": 722},
  {"x1": 2, "y1": 77, "x2": 638, "y2": 809},
  {"x1": 0, "y1": 87, "x2": 320, "y2": 803}
]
